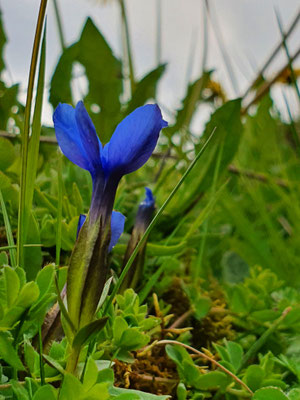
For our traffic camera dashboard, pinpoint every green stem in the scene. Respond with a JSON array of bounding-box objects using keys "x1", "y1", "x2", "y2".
[
  {"x1": 52, "y1": 0, "x2": 66, "y2": 51},
  {"x1": 238, "y1": 307, "x2": 291, "y2": 373},
  {"x1": 38, "y1": 325, "x2": 45, "y2": 385},
  {"x1": 17, "y1": 0, "x2": 48, "y2": 267},
  {"x1": 119, "y1": 0, "x2": 135, "y2": 94},
  {"x1": 56, "y1": 154, "x2": 63, "y2": 266},
  {"x1": 0, "y1": 189, "x2": 16, "y2": 267}
]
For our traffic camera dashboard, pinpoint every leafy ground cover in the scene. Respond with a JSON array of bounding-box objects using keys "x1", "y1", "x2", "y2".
[{"x1": 0, "y1": 1, "x2": 300, "y2": 399}]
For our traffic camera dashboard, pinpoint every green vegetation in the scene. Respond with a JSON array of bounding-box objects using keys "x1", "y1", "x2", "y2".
[{"x1": 0, "y1": 1, "x2": 299, "y2": 399}]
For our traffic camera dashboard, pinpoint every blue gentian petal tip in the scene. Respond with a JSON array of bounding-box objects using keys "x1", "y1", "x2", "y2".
[
  {"x1": 109, "y1": 211, "x2": 126, "y2": 251},
  {"x1": 144, "y1": 187, "x2": 155, "y2": 207},
  {"x1": 77, "y1": 214, "x2": 87, "y2": 238}
]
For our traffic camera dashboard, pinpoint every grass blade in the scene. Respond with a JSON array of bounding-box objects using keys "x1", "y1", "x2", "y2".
[
  {"x1": 119, "y1": 0, "x2": 135, "y2": 95},
  {"x1": 24, "y1": 23, "x2": 46, "y2": 245},
  {"x1": 0, "y1": 190, "x2": 16, "y2": 267},
  {"x1": 192, "y1": 139, "x2": 225, "y2": 279},
  {"x1": 104, "y1": 128, "x2": 216, "y2": 314},
  {"x1": 52, "y1": 0, "x2": 66, "y2": 51},
  {"x1": 17, "y1": 0, "x2": 48, "y2": 267},
  {"x1": 56, "y1": 154, "x2": 63, "y2": 266}
]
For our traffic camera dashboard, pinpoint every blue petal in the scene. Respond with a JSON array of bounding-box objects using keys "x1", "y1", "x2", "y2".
[
  {"x1": 53, "y1": 102, "x2": 102, "y2": 174},
  {"x1": 109, "y1": 211, "x2": 125, "y2": 252},
  {"x1": 102, "y1": 104, "x2": 168, "y2": 177},
  {"x1": 75, "y1": 101, "x2": 102, "y2": 171},
  {"x1": 76, "y1": 214, "x2": 86, "y2": 238},
  {"x1": 143, "y1": 187, "x2": 155, "y2": 208}
]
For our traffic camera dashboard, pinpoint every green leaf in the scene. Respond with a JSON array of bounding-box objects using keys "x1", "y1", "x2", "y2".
[
  {"x1": 3, "y1": 266, "x2": 20, "y2": 308},
  {"x1": 23, "y1": 213, "x2": 43, "y2": 281},
  {"x1": 72, "y1": 317, "x2": 108, "y2": 350},
  {"x1": 11, "y1": 380, "x2": 29, "y2": 400},
  {"x1": 112, "y1": 394, "x2": 140, "y2": 400},
  {"x1": 0, "y1": 171, "x2": 11, "y2": 190},
  {"x1": 50, "y1": 18, "x2": 122, "y2": 141},
  {"x1": 0, "y1": 332, "x2": 25, "y2": 370},
  {"x1": 194, "y1": 296, "x2": 212, "y2": 319},
  {"x1": 194, "y1": 371, "x2": 230, "y2": 391},
  {"x1": 0, "y1": 10, "x2": 7, "y2": 73},
  {"x1": 36, "y1": 264, "x2": 55, "y2": 296},
  {"x1": 0, "y1": 82, "x2": 18, "y2": 130},
  {"x1": 0, "y1": 281, "x2": 40, "y2": 328},
  {"x1": 165, "y1": 344, "x2": 192, "y2": 367},
  {"x1": 229, "y1": 285, "x2": 251, "y2": 313},
  {"x1": 245, "y1": 365, "x2": 264, "y2": 392},
  {"x1": 109, "y1": 386, "x2": 170, "y2": 399},
  {"x1": 97, "y1": 276, "x2": 113, "y2": 311},
  {"x1": 83, "y1": 357, "x2": 98, "y2": 390},
  {"x1": 262, "y1": 379, "x2": 287, "y2": 390},
  {"x1": 0, "y1": 138, "x2": 15, "y2": 170},
  {"x1": 43, "y1": 354, "x2": 66, "y2": 375},
  {"x1": 97, "y1": 368, "x2": 114, "y2": 384},
  {"x1": 182, "y1": 359, "x2": 201, "y2": 386},
  {"x1": 59, "y1": 374, "x2": 83, "y2": 400},
  {"x1": 126, "y1": 64, "x2": 166, "y2": 114},
  {"x1": 0, "y1": 252, "x2": 8, "y2": 266},
  {"x1": 118, "y1": 328, "x2": 150, "y2": 351},
  {"x1": 113, "y1": 316, "x2": 128, "y2": 344},
  {"x1": 17, "y1": 281, "x2": 40, "y2": 308},
  {"x1": 32, "y1": 385, "x2": 57, "y2": 400},
  {"x1": 225, "y1": 341, "x2": 243, "y2": 372},
  {"x1": 253, "y1": 387, "x2": 289, "y2": 400},
  {"x1": 176, "y1": 383, "x2": 187, "y2": 400},
  {"x1": 24, "y1": 338, "x2": 40, "y2": 376},
  {"x1": 85, "y1": 382, "x2": 110, "y2": 399}
]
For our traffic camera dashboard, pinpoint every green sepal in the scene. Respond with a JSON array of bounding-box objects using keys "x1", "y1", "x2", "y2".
[{"x1": 72, "y1": 317, "x2": 108, "y2": 350}]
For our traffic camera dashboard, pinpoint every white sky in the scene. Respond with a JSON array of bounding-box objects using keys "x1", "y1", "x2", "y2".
[{"x1": 1, "y1": 0, "x2": 299, "y2": 130}]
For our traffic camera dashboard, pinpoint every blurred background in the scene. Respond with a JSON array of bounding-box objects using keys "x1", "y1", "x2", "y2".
[{"x1": 1, "y1": 0, "x2": 299, "y2": 129}]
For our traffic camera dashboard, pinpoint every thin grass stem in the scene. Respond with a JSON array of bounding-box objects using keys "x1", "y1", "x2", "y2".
[
  {"x1": 17, "y1": 0, "x2": 48, "y2": 267},
  {"x1": 0, "y1": 190, "x2": 16, "y2": 267},
  {"x1": 104, "y1": 129, "x2": 216, "y2": 314}
]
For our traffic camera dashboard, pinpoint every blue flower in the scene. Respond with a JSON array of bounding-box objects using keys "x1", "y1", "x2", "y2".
[
  {"x1": 53, "y1": 101, "x2": 167, "y2": 226},
  {"x1": 53, "y1": 101, "x2": 167, "y2": 329},
  {"x1": 135, "y1": 187, "x2": 155, "y2": 232}
]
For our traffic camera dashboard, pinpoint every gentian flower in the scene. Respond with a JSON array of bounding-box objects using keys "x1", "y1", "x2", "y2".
[
  {"x1": 134, "y1": 187, "x2": 155, "y2": 233},
  {"x1": 120, "y1": 187, "x2": 156, "y2": 292},
  {"x1": 53, "y1": 101, "x2": 167, "y2": 331}
]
